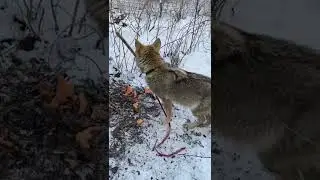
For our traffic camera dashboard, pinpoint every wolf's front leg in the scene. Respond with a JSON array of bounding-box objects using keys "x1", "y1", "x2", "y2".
[{"x1": 162, "y1": 98, "x2": 173, "y2": 124}]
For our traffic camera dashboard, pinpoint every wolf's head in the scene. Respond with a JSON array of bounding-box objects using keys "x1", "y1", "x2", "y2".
[
  {"x1": 134, "y1": 38, "x2": 164, "y2": 73},
  {"x1": 213, "y1": 22, "x2": 247, "y2": 63}
]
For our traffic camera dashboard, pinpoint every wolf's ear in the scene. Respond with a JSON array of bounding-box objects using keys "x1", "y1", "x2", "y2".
[
  {"x1": 135, "y1": 39, "x2": 142, "y2": 49},
  {"x1": 153, "y1": 38, "x2": 161, "y2": 52}
]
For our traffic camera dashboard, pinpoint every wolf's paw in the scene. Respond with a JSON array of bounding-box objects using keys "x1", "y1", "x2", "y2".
[
  {"x1": 183, "y1": 123, "x2": 189, "y2": 130},
  {"x1": 183, "y1": 123, "x2": 197, "y2": 131},
  {"x1": 197, "y1": 123, "x2": 208, "y2": 127}
]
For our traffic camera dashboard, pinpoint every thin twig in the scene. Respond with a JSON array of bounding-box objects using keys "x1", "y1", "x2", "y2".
[
  {"x1": 38, "y1": 8, "x2": 45, "y2": 33},
  {"x1": 35, "y1": 0, "x2": 44, "y2": 19},
  {"x1": 68, "y1": 0, "x2": 80, "y2": 36},
  {"x1": 50, "y1": 0, "x2": 59, "y2": 33},
  {"x1": 19, "y1": 0, "x2": 37, "y2": 35},
  {"x1": 47, "y1": 20, "x2": 102, "y2": 63},
  {"x1": 115, "y1": 31, "x2": 136, "y2": 56},
  {"x1": 76, "y1": 52, "x2": 104, "y2": 75}
]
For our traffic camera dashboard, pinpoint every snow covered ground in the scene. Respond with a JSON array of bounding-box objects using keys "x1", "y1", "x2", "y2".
[
  {"x1": 108, "y1": 54, "x2": 211, "y2": 180},
  {"x1": 108, "y1": 1, "x2": 212, "y2": 180},
  {"x1": 0, "y1": 0, "x2": 108, "y2": 82}
]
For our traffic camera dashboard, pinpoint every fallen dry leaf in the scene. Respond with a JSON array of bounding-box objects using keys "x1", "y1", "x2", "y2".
[
  {"x1": 78, "y1": 92, "x2": 88, "y2": 114},
  {"x1": 55, "y1": 74, "x2": 74, "y2": 104},
  {"x1": 132, "y1": 91, "x2": 139, "y2": 103},
  {"x1": 144, "y1": 87, "x2": 153, "y2": 94},
  {"x1": 76, "y1": 126, "x2": 102, "y2": 149},
  {"x1": 123, "y1": 85, "x2": 133, "y2": 96},
  {"x1": 137, "y1": 119, "x2": 144, "y2": 126},
  {"x1": 124, "y1": 85, "x2": 140, "y2": 104},
  {"x1": 132, "y1": 102, "x2": 139, "y2": 113}
]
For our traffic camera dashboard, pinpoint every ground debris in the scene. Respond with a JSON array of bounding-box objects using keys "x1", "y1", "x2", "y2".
[
  {"x1": 109, "y1": 79, "x2": 160, "y2": 158},
  {"x1": 0, "y1": 58, "x2": 108, "y2": 180}
]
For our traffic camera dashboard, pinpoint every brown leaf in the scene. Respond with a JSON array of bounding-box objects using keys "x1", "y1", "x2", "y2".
[
  {"x1": 78, "y1": 92, "x2": 88, "y2": 114},
  {"x1": 132, "y1": 91, "x2": 139, "y2": 103},
  {"x1": 144, "y1": 87, "x2": 153, "y2": 94},
  {"x1": 136, "y1": 118, "x2": 144, "y2": 126},
  {"x1": 55, "y1": 74, "x2": 74, "y2": 104},
  {"x1": 132, "y1": 102, "x2": 139, "y2": 113},
  {"x1": 123, "y1": 85, "x2": 133, "y2": 96},
  {"x1": 76, "y1": 126, "x2": 102, "y2": 149}
]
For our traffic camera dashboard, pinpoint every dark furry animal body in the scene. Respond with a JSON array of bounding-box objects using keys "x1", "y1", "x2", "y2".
[{"x1": 213, "y1": 22, "x2": 320, "y2": 180}]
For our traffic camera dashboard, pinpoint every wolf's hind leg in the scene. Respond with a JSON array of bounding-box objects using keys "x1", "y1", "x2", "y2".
[
  {"x1": 198, "y1": 114, "x2": 211, "y2": 127},
  {"x1": 183, "y1": 115, "x2": 207, "y2": 130},
  {"x1": 183, "y1": 99, "x2": 210, "y2": 130}
]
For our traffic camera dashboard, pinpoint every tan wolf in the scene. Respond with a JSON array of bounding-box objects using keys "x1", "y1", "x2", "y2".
[
  {"x1": 214, "y1": 21, "x2": 320, "y2": 180},
  {"x1": 134, "y1": 38, "x2": 211, "y2": 129}
]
